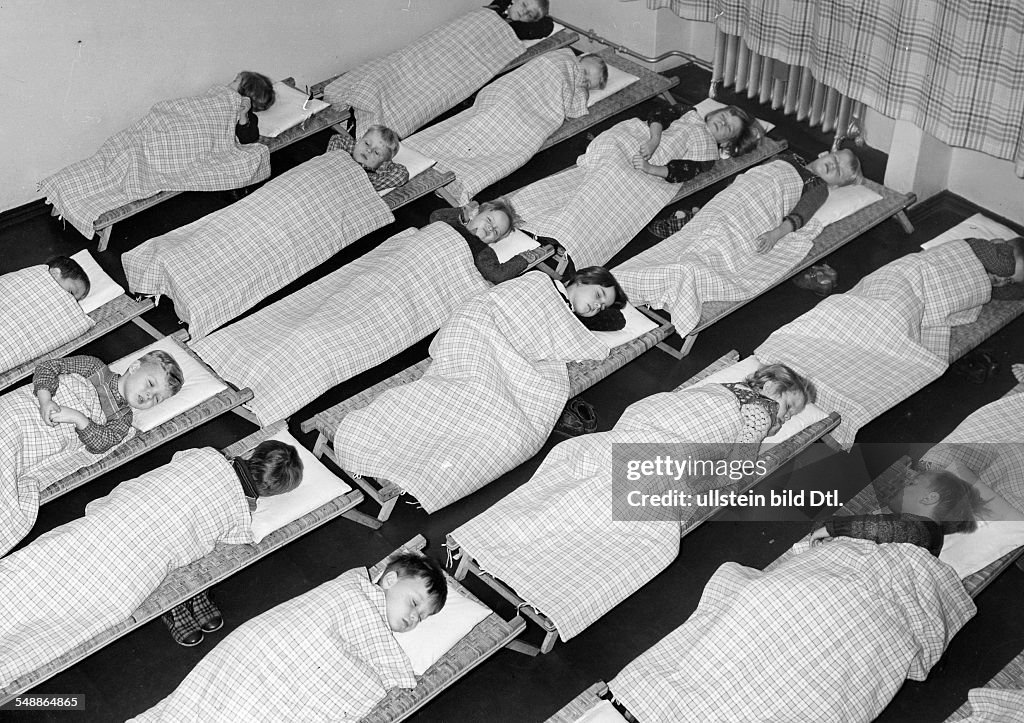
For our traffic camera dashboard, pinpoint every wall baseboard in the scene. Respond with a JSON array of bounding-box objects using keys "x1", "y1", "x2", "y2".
[{"x1": 0, "y1": 198, "x2": 51, "y2": 231}]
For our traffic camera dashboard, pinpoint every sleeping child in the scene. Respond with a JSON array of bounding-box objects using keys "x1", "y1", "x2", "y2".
[
  {"x1": 132, "y1": 551, "x2": 447, "y2": 721},
  {"x1": 965, "y1": 236, "x2": 1024, "y2": 300},
  {"x1": 45, "y1": 256, "x2": 91, "y2": 301},
  {"x1": 227, "y1": 71, "x2": 276, "y2": 144},
  {"x1": 0, "y1": 440, "x2": 304, "y2": 689},
  {"x1": 326, "y1": 125, "x2": 409, "y2": 191},
  {"x1": 486, "y1": 0, "x2": 554, "y2": 40}
]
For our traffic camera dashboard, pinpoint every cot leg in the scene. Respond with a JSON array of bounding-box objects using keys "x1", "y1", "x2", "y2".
[
  {"x1": 821, "y1": 434, "x2": 844, "y2": 452},
  {"x1": 679, "y1": 333, "x2": 698, "y2": 356},
  {"x1": 452, "y1": 551, "x2": 472, "y2": 581},
  {"x1": 341, "y1": 508, "x2": 384, "y2": 530},
  {"x1": 378, "y1": 497, "x2": 399, "y2": 523},
  {"x1": 231, "y1": 405, "x2": 261, "y2": 426},
  {"x1": 312, "y1": 433, "x2": 328, "y2": 458},
  {"x1": 435, "y1": 186, "x2": 461, "y2": 208},
  {"x1": 540, "y1": 628, "x2": 559, "y2": 654},
  {"x1": 656, "y1": 340, "x2": 686, "y2": 360},
  {"x1": 506, "y1": 639, "x2": 542, "y2": 657},
  {"x1": 659, "y1": 90, "x2": 678, "y2": 105},
  {"x1": 97, "y1": 226, "x2": 113, "y2": 252},
  {"x1": 894, "y1": 210, "x2": 914, "y2": 235},
  {"x1": 130, "y1": 316, "x2": 164, "y2": 340}
]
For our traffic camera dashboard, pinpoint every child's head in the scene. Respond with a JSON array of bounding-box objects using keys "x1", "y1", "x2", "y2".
[
  {"x1": 352, "y1": 125, "x2": 401, "y2": 172},
  {"x1": 896, "y1": 469, "x2": 986, "y2": 534},
  {"x1": 990, "y1": 237, "x2": 1024, "y2": 288},
  {"x1": 46, "y1": 256, "x2": 90, "y2": 301},
  {"x1": 566, "y1": 266, "x2": 627, "y2": 318},
  {"x1": 465, "y1": 198, "x2": 518, "y2": 244},
  {"x1": 120, "y1": 350, "x2": 184, "y2": 410},
  {"x1": 506, "y1": 0, "x2": 549, "y2": 22},
  {"x1": 579, "y1": 55, "x2": 609, "y2": 92},
  {"x1": 378, "y1": 551, "x2": 448, "y2": 633},
  {"x1": 704, "y1": 106, "x2": 760, "y2": 158},
  {"x1": 231, "y1": 71, "x2": 276, "y2": 112},
  {"x1": 805, "y1": 149, "x2": 862, "y2": 187},
  {"x1": 245, "y1": 440, "x2": 304, "y2": 497},
  {"x1": 744, "y1": 363, "x2": 816, "y2": 430}
]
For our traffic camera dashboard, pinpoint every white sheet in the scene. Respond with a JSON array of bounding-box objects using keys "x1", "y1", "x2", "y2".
[
  {"x1": 376, "y1": 143, "x2": 437, "y2": 196},
  {"x1": 254, "y1": 82, "x2": 331, "y2": 138},
  {"x1": 71, "y1": 250, "x2": 125, "y2": 314},
  {"x1": 586, "y1": 64, "x2": 638, "y2": 107},
  {"x1": 921, "y1": 212, "x2": 1018, "y2": 250}
]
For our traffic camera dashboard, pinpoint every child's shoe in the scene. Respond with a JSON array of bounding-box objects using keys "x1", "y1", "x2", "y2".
[
  {"x1": 793, "y1": 264, "x2": 838, "y2": 296},
  {"x1": 554, "y1": 398, "x2": 599, "y2": 437},
  {"x1": 647, "y1": 208, "x2": 699, "y2": 239},
  {"x1": 162, "y1": 604, "x2": 204, "y2": 647},
  {"x1": 189, "y1": 591, "x2": 224, "y2": 633}
]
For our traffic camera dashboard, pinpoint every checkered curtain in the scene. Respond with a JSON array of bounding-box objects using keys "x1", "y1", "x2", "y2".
[{"x1": 648, "y1": 0, "x2": 1024, "y2": 176}]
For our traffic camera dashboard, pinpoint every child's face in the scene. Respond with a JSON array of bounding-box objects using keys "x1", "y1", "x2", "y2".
[
  {"x1": 567, "y1": 283, "x2": 616, "y2": 318},
  {"x1": 380, "y1": 573, "x2": 436, "y2": 633},
  {"x1": 507, "y1": 0, "x2": 542, "y2": 21},
  {"x1": 48, "y1": 268, "x2": 89, "y2": 301},
  {"x1": 806, "y1": 150, "x2": 859, "y2": 186},
  {"x1": 760, "y1": 382, "x2": 807, "y2": 433},
  {"x1": 989, "y1": 239, "x2": 1024, "y2": 287},
  {"x1": 121, "y1": 360, "x2": 174, "y2": 410},
  {"x1": 352, "y1": 131, "x2": 389, "y2": 172},
  {"x1": 704, "y1": 108, "x2": 743, "y2": 145},
  {"x1": 465, "y1": 209, "x2": 512, "y2": 244},
  {"x1": 580, "y1": 58, "x2": 604, "y2": 92}
]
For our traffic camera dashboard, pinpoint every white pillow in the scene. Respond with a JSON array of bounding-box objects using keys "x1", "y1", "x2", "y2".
[
  {"x1": 108, "y1": 337, "x2": 227, "y2": 432},
  {"x1": 376, "y1": 143, "x2": 438, "y2": 196},
  {"x1": 248, "y1": 429, "x2": 353, "y2": 543},
  {"x1": 590, "y1": 304, "x2": 659, "y2": 349},
  {"x1": 391, "y1": 583, "x2": 492, "y2": 675},
  {"x1": 689, "y1": 355, "x2": 830, "y2": 444},
  {"x1": 574, "y1": 699, "x2": 630, "y2": 723},
  {"x1": 921, "y1": 212, "x2": 1018, "y2": 251},
  {"x1": 940, "y1": 521, "x2": 1024, "y2": 579},
  {"x1": 491, "y1": 229, "x2": 540, "y2": 263},
  {"x1": 586, "y1": 63, "x2": 638, "y2": 108},
  {"x1": 71, "y1": 250, "x2": 124, "y2": 314},
  {"x1": 695, "y1": 97, "x2": 776, "y2": 134},
  {"x1": 520, "y1": 21, "x2": 564, "y2": 47},
  {"x1": 809, "y1": 184, "x2": 883, "y2": 228},
  {"x1": 253, "y1": 81, "x2": 331, "y2": 138}
]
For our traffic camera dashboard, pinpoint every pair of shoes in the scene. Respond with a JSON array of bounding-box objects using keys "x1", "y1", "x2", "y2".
[
  {"x1": 162, "y1": 603, "x2": 204, "y2": 647},
  {"x1": 189, "y1": 591, "x2": 224, "y2": 633},
  {"x1": 646, "y1": 207, "x2": 699, "y2": 239},
  {"x1": 792, "y1": 263, "x2": 838, "y2": 296},
  {"x1": 953, "y1": 350, "x2": 1000, "y2": 384},
  {"x1": 554, "y1": 398, "x2": 598, "y2": 437}
]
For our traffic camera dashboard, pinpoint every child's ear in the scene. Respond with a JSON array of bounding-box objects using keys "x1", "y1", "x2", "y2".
[
  {"x1": 126, "y1": 360, "x2": 142, "y2": 375},
  {"x1": 817, "y1": 150, "x2": 828, "y2": 159},
  {"x1": 379, "y1": 570, "x2": 398, "y2": 589},
  {"x1": 920, "y1": 491, "x2": 940, "y2": 507}
]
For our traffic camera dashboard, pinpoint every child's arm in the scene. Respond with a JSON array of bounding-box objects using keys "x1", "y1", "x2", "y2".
[
  {"x1": 52, "y1": 405, "x2": 133, "y2": 454},
  {"x1": 367, "y1": 160, "x2": 410, "y2": 191},
  {"x1": 474, "y1": 246, "x2": 531, "y2": 284},
  {"x1": 755, "y1": 175, "x2": 829, "y2": 254},
  {"x1": 638, "y1": 103, "x2": 688, "y2": 159},
  {"x1": 631, "y1": 156, "x2": 714, "y2": 183},
  {"x1": 33, "y1": 356, "x2": 106, "y2": 425},
  {"x1": 812, "y1": 514, "x2": 943, "y2": 555}
]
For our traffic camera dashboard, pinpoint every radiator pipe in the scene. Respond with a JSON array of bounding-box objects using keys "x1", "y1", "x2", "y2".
[{"x1": 555, "y1": 17, "x2": 714, "y2": 72}]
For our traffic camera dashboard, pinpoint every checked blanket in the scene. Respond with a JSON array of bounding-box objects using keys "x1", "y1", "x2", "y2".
[
  {"x1": 0, "y1": 266, "x2": 93, "y2": 374},
  {"x1": 955, "y1": 688, "x2": 1024, "y2": 723},
  {"x1": 132, "y1": 569, "x2": 415, "y2": 722},
  {"x1": 40, "y1": 86, "x2": 270, "y2": 239},
  {"x1": 756, "y1": 239, "x2": 992, "y2": 449},
  {"x1": 610, "y1": 538, "x2": 975, "y2": 723},
  {"x1": 404, "y1": 49, "x2": 589, "y2": 205},
  {"x1": 0, "y1": 448, "x2": 252, "y2": 688},
  {"x1": 453, "y1": 383, "x2": 758, "y2": 641},
  {"x1": 324, "y1": 10, "x2": 524, "y2": 139},
  {"x1": 334, "y1": 271, "x2": 608, "y2": 512},
  {"x1": 512, "y1": 114, "x2": 719, "y2": 268},
  {"x1": 613, "y1": 159, "x2": 824, "y2": 330},
  {"x1": 123, "y1": 152, "x2": 393, "y2": 339},
  {"x1": 193, "y1": 222, "x2": 490, "y2": 425}
]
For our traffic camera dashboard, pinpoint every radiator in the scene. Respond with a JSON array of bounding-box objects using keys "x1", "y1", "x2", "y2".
[{"x1": 710, "y1": 30, "x2": 862, "y2": 149}]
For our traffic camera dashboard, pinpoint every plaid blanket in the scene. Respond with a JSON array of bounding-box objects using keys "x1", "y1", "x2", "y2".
[
  {"x1": 452, "y1": 383, "x2": 751, "y2": 640},
  {"x1": 40, "y1": 86, "x2": 271, "y2": 239},
  {"x1": 614, "y1": 159, "x2": 823, "y2": 330},
  {"x1": 611, "y1": 538, "x2": 975, "y2": 723},
  {"x1": 404, "y1": 49, "x2": 589, "y2": 205},
  {"x1": 132, "y1": 568, "x2": 414, "y2": 722},
  {"x1": 334, "y1": 272, "x2": 608, "y2": 512},
  {"x1": 122, "y1": 152, "x2": 393, "y2": 339},
  {"x1": 324, "y1": 10, "x2": 524, "y2": 138},
  {"x1": 956, "y1": 688, "x2": 1024, "y2": 723},
  {"x1": 756, "y1": 240, "x2": 992, "y2": 449},
  {"x1": 193, "y1": 222, "x2": 490, "y2": 425},
  {"x1": 0, "y1": 266, "x2": 93, "y2": 374},
  {"x1": 0, "y1": 448, "x2": 251, "y2": 688},
  {"x1": 0, "y1": 376, "x2": 110, "y2": 556},
  {"x1": 512, "y1": 115, "x2": 720, "y2": 268}
]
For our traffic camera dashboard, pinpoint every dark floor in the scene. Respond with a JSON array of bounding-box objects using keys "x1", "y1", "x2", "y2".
[{"x1": 4, "y1": 62, "x2": 1024, "y2": 723}]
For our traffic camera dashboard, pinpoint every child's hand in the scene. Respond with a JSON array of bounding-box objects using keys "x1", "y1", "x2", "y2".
[
  {"x1": 49, "y1": 407, "x2": 88, "y2": 429},
  {"x1": 630, "y1": 154, "x2": 653, "y2": 174},
  {"x1": 638, "y1": 138, "x2": 659, "y2": 160},
  {"x1": 38, "y1": 399, "x2": 60, "y2": 426},
  {"x1": 755, "y1": 226, "x2": 786, "y2": 254},
  {"x1": 809, "y1": 526, "x2": 831, "y2": 545}
]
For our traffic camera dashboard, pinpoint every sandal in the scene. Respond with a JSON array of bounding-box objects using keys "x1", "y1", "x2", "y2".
[
  {"x1": 793, "y1": 264, "x2": 838, "y2": 296},
  {"x1": 554, "y1": 398, "x2": 598, "y2": 437},
  {"x1": 647, "y1": 207, "x2": 699, "y2": 239}
]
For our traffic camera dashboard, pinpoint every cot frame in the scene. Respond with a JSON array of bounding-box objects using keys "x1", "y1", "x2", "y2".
[
  {"x1": 445, "y1": 350, "x2": 841, "y2": 656},
  {"x1": 36, "y1": 330, "x2": 254, "y2": 505},
  {"x1": 0, "y1": 421, "x2": 365, "y2": 705},
  {"x1": 546, "y1": 682, "x2": 613, "y2": 723},
  {"x1": 945, "y1": 647, "x2": 1024, "y2": 721},
  {"x1": 299, "y1": 317, "x2": 675, "y2": 527}
]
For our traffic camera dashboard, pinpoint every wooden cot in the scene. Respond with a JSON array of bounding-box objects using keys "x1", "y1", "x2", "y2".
[
  {"x1": 447, "y1": 350, "x2": 842, "y2": 655},
  {"x1": 299, "y1": 318, "x2": 676, "y2": 526},
  {"x1": 0, "y1": 422, "x2": 365, "y2": 704}
]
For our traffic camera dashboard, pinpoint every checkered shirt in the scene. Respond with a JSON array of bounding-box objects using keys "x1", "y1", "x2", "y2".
[
  {"x1": 122, "y1": 151, "x2": 394, "y2": 339},
  {"x1": 0, "y1": 266, "x2": 93, "y2": 374},
  {"x1": 452, "y1": 383, "x2": 752, "y2": 640},
  {"x1": 0, "y1": 448, "x2": 251, "y2": 688},
  {"x1": 512, "y1": 114, "x2": 720, "y2": 268},
  {"x1": 193, "y1": 222, "x2": 490, "y2": 426},
  {"x1": 326, "y1": 132, "x2": 410, "y2": 191},
  {"x1": 610, "y1": 538, "x2": 975, "y2": 723},
  {"x1": 132, "y1": 569, "x2": 414, "y2": 722},
  {"x1": 404, "y1": 49, "x2": 589, "y2": 205},
  {"x1": 40, "y1": 85, "x2": 271, "y2": 239},
  {"x1": 335, "y1": 271, "x2": 609, "y2": 512},
  {"x1": 324, "y1": 10, "x2": 524, "y2": 139},
  {"x1": 614, "y1": 159, "x2": 823, "y2": 331},
  {"x1": 756, "y1": 239, "x2": 993, "y2": 449}
]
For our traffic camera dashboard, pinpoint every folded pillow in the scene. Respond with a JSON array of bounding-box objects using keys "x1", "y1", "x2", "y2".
[
  {"x1": 108, "y1": 337, "x2": 227, "y2": 432},
  {"x1": 921, "y1": 212, "x2": 1018, "y2": 251},
  {"x1": 491, "y1": 229, "x2": 540, "y2": 263},
  {"x1": 391, "y1": 583, "x2": 492, "y2": 675},
  {"x1": 377, "y1": 143, "x2": 438, "y2": 196},
  {"x1": 809, "y1": 184, "x2": 883, "y2": 228},
  {"x1": 248, "y1": 429, "x2": 353, "y2": 543},
  {"x1": 586, "y1": 64, "x2": 638, "y2": 108},
  {"x1": 589, "y1": 304, "x2": 659, "y2": 348},
  {"x1": 254, "y1": 81, "x2": 331, "y2": 138},
  {"x1": 940, "y1": 520, "x2": 1024, "y2": 579},
  {"x1": 71, "y1": 250, "x2": 124, "y2": 314},
  {"x1": 574, "y1": 699, "x2": 631, "y2": 723}
]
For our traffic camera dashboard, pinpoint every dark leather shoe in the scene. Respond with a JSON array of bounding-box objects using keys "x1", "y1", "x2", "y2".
[
  {"x1": 189, "y1": 591, "x2": 224, "y2": 633},
  {"x1": 162, "y1": 605, "x2": 204, "y2": 647}
]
